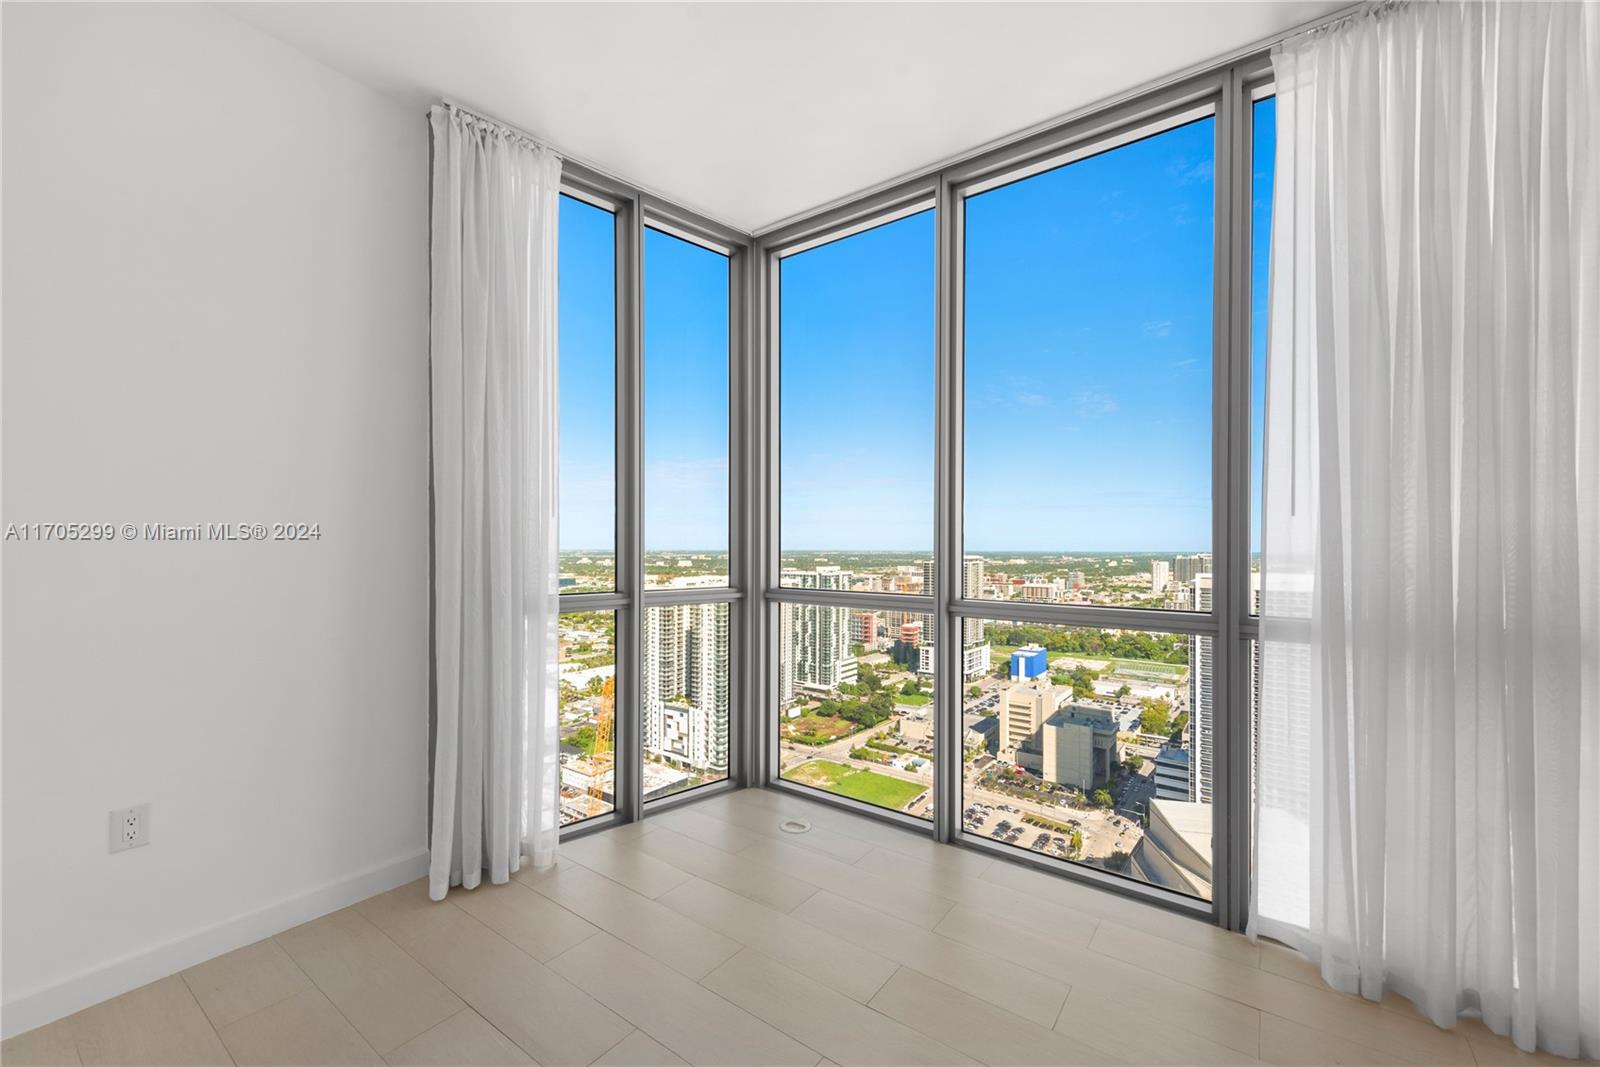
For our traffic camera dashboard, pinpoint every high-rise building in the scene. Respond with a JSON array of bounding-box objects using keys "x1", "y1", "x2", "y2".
[
  {"x1": 1152, "y1": 745, "x2": 1192, "y2": 801},
  {"x1": 998, "y1": 682, "x2": 1050, "y2": 759},
  {"x1": 643, "y1": 603, "x2": 729, "y2": 774},
  {"x1": 848, "y1": 610, "x2": 877, "y2": 647},
  {"x1": 1151, "y1": 559, "x2": 1171, "y2": 593},
  {"x1": 1173, "y1": 553, "x2": 1212, "y2": 584},
  {"x1": 915, "y1": 556, "x2": 989, "y2": 680},
  {"x1": 780, "y1": 567, "x2": 857, "y2": 699},
  {"x1": 1189, "y1": 573, "x2": 1214, "y2": 804}
]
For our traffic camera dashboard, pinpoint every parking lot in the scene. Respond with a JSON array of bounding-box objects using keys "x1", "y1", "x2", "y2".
[
  {"x1": 961, "y1": 783, "x2": 1146, "y2": 866},
  {"x1": 961, "y1": 798, "x2": 1077, "y2": 859}
]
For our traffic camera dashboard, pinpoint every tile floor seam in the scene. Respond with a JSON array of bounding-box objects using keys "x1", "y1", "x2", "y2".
[
  {"x1": 582, "y1": 1024, "x2": 638, "y2": 1067},
  {"x1": 1260, "y1": 1009, "x2": 1416, "y2": 1067},
  {"x1": 695, "y1": 947, "x2": 906, "y2": 1067},
  {"x1": 556, "y1": 847, "x2": 694, "y2": 901},
  {"x1": 378, "y1": 894, "x2": 617, "y2": 1059},
  {"x1": 1088, "y1": 925, "x2": 1466, "y2": 1063},
  {"x1": 703, "y1": 943, "x2": 858, "y2": 1040},
  {"x1": 176, "y1": 974, "x2": 239, "y2": 1067},
  {"x1": 181, "y1": 943, "x2": 317, "y2": 1035},
  {"x1": 275, "y1": 916, "x2": 459, "y2": 1056},
  {"x1": 255, "y1": 962, "x2": 385, "y2": 1061}
]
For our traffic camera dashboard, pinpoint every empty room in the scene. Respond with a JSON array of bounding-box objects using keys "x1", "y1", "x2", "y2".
[{"x1": 2, "y1": 2, "x2": 1596, "y2": 1065}]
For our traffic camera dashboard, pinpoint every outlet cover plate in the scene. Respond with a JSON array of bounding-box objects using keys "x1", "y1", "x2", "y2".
[{"x1": 109, "y1": 804, "x2": 150, "y2": 853}]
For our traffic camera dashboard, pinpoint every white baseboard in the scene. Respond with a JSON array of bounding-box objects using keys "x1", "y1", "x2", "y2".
[{"x1": 0, "y1": 848, "x2": 429, "y2": 1040}]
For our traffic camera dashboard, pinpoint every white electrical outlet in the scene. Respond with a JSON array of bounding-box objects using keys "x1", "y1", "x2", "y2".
[{"x1": 109, "y1": 804, "x2": 150, "y2": 853}]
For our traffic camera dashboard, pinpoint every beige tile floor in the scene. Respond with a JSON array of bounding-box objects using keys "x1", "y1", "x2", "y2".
[{"x1": 2, "y1": 787, "x2": 1581, "y2": 1067}]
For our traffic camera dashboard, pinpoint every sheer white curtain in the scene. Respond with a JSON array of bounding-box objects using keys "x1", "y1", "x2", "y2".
[
  {"x1": 427, "y1": 105, "x2": 563, "y2": 900},
  {"x1": 1252, "y1": 2, "x2": 1598, "y2": 1057}
]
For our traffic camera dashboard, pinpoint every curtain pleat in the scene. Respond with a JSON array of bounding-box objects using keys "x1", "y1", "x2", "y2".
[
  {"x1": 1252, "y1": 3, "x2": 1598, "y2": 1057},
  {"x1": 428, "y1": 106, "x2": 562, "y2": 899}
]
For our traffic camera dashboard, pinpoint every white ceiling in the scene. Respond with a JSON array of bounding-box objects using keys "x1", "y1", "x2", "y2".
[{"x1": 224, "y1": 1, "x2": 1346, "y2": 234}]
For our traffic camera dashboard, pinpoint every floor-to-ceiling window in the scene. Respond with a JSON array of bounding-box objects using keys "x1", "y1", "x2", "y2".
[
  {"x1": 557, "y1": 182, "x2": 746, "y2": 830},
  {"x1": 642, "y1": 225, "x2": 735, "y2": 803},
  {"x1": 762, "y1": 65, "x2": 1273, "y2": 923},
  {"x1": 773, "y1": 207, "x2": 937, "y2": 821},
  {"x1": 558, "y1": 192, "x2": 620, "y2": 825},
  {"x1": 959, "y1": 114, "x2": 1219, "y2": 900}
]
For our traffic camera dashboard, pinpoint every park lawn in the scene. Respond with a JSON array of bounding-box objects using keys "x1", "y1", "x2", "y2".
[
  {"x1": 895, "y1": 692, "x2": 932, "y2": 706},
  {"x1": 783, "y1": 713, "x2": 859, "y2": 745},
  {"x1": 783, "y1": 759, "x2": 925, "y2": 810}
]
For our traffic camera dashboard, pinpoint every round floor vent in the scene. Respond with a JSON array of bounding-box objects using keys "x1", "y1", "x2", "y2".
[{"x1": 779, "y1": 818, "x2": 811, "y2": 834}]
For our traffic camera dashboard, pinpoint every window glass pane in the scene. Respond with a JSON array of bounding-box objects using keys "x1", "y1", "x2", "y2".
[
  {"x1": 558, "y1": 194, "x2": 617, "y2": 594},
  {"x1": 963, "y1": 118, "x2": 1215, "y2": 607},
  {"x1": 777, "y1": 595, "x2": 935, "y2": 821},
  {"x1": 1250, "y1": 97, "x2": 1275, "y2": 615},
  {"x1": 559, "y1": 610, "x2": 616, "y2": 825},
  {"x1": 644, "y1": 227, "x2": 729, "y2": 589},
  {"x1": 779, "y1": 211, "x2": 935, "y2": 588},
  {"x1": 963, "y1": 620, "x2": 1212, "y2": 901},
  {"x1": 643, "y1": 602, "x2": 731, "y2": 800}
]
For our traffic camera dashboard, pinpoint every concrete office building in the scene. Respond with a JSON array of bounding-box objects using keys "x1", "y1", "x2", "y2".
[
  {"x1": 1040, "y1": 703, "x2": 1119, "y2": 791},
  {"x1": 998, "y1": 682, "x2": 1050, "y2": 762}
]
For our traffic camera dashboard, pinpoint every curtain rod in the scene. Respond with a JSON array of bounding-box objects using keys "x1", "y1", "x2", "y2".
[
  {"x1": 436, "y1": 97, "x2": 751, "y2": 237},
  {"x1": 749, "y1": 0, "x2": 1367, "y2": 237}
]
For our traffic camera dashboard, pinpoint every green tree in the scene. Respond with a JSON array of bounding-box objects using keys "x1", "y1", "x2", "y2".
[
  {"x1": 856, "y1": 662, "x2": 882, "y2": 692},
  {"x1": 967, "y1": 685, "x2": 981, "y2": 699},
  {"x1": 1092, "y1": 788, "x2": 1114, "y2": 809},
  {"x1": 1138, "y1": 697, "x2": 1174, "y2": 736},
  {"x1": 1069, "y1": 665, "x2": 1098, "y2": 700}
]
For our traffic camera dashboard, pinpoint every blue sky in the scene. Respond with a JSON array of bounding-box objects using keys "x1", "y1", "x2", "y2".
[
  {"x1": 560, "y1": 203, "x2": 730, "y2": 555},
  {"x1": 1251, "y1": 99, "x2": 1275, "y2": 556},
  {"x1": 963, "y1": 116, "x2": 1215, "y2": 553},
  {"x1": 780, "y1": 212, "x2": 937, "y2": 551},
  {"x1": 558, "y1": 195, "x2": 616, "y2": 554},
  {"x1": 562, "y1": 110, "x2": 1274, "y2": 556},
  {"x1": 641, "y1": 227, "x2": 728, "y2": 553}
]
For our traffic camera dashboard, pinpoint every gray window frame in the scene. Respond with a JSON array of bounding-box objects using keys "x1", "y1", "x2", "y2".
[
  {"x1": 556, "y1": 163, "x2": 753, "y2": 840},
  {"x1": 750, "y1": 55, "x2": 1275, "y2": 930}
]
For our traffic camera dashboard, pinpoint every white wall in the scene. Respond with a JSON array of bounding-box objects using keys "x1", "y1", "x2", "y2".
[{"x1": 1, "y1": 3, "x2": 430, "y2": 1034}]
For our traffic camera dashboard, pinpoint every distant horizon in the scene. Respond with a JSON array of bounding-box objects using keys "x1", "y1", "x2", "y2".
[{"x1": 563, "y1": 547, "x2": 1226, "y2": 557}]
